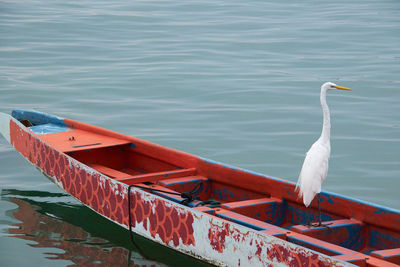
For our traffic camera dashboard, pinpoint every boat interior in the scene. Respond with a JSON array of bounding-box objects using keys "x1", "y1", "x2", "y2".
[{"x1": 15, "y1": 110, "x2": 400, "y2": 267}]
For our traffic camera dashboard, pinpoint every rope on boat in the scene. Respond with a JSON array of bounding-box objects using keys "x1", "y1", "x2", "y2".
[
  {"x1": 127, "y1": 184, "x2": 149, "y2": 259},
  {"x1": 195, "y1": 199, "x2": 221, "y2": 208},
  {"x1": 179, "y1": 182, "x2": 203, "y2": 205},
  {"x1": 127, "y1": 182, "x2": 205, "y2": 206}
]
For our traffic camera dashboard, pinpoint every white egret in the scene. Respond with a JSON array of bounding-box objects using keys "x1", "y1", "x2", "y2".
[{"x1": 296, "y1": 82, "x2": 352, "y2": 226}]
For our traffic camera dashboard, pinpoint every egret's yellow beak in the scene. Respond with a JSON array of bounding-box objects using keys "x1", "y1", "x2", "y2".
[{"x1": 333, "y1": 85, "x2": 352, "y2": 91}]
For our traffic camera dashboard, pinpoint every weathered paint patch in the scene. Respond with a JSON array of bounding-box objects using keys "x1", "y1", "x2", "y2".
[{"x1": 208, "y1": 221, "x2": 230, "y2": 253}]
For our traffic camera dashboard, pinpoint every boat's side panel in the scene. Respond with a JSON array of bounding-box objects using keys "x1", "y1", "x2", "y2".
[{"x1": 5, "y1": 113, "x2": 352, "y2": 267}]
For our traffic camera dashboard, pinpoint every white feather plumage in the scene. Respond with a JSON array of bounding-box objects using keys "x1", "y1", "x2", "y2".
[
  {"x1": 296, "y1": 138, "x2": 330, "y2": 207},
  {"x1": 296, "y1": 82, "x2": 351, "y2": 208}
]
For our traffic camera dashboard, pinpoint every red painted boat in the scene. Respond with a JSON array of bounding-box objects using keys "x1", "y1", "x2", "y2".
[{"x1": 1, "y1": 109, "x2": 399, "y2": 267}]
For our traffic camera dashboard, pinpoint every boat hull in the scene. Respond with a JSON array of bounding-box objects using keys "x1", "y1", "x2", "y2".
[{"x1": 1, "y1": 110, "x2": 398, "y2": 267}]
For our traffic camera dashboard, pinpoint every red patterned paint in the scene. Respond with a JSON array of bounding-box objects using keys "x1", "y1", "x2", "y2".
[
  {"x1": 9, "y1": 120, "x2": 195, "y2": 248},
  {"x1": 128, "y1": 190, "x2": 195, "y2": 246}
]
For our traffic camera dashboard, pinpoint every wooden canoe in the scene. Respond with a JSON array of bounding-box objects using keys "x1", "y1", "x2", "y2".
[{"x1": 0, "y1": 109, "x2": 399, "y2": 267}]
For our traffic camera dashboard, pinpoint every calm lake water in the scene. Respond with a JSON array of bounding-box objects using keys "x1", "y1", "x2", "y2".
[{"x1": 1, "y1": 0, "x2": 399, "y2": 266}]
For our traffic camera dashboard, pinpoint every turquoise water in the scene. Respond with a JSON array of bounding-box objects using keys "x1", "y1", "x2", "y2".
[{"x1": 1, "y1": 0, "x2": 399, "y2": 266}]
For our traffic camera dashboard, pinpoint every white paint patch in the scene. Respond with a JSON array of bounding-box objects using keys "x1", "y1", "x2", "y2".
[
  {"x1": 0, "y1": 112, "x2": 11, "y2": 143},
  {"x1": 189, "y1": 213, "x2": 276, "y2": 266}
]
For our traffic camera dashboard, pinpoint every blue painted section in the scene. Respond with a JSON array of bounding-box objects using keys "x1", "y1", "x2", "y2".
[
  {"x1": 212, "y1": 188, "x2": 226, "y2": 201},
  {"x1": 340, "y1": 224, "x2": 364, "y2": 251},
  {"x1": 203, "y1": 180, "x2": 210, "y2": 195},
  {"x1": 12, "y1": 109, "x2": 66, "y2": 127},
  {"x1": 129, "y1": 143, "x2": 136, "y2": 149},
  {"x1": 29, "y1": 123, "x2": 71, "y2": 135},
  {"x1": 264, "y1": 201, "x2": 284, "y2": 225},
  {"x1": 372, "y1": 207, "x2": 394, "y2": 215},
  {"x1": 369, "y1": 229, "x2": 400, "y2": 250},
  {"x1": 326, "y1": 196, "x2": 335, "y2": 204},
  {"x1": 211, "y1": 188, "x2": 253, "y2": 202}
]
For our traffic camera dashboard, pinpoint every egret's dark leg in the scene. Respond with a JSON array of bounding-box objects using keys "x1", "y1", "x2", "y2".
[
  {"x1": 318, "y1": 193, "x2": 322, "y2": 226},
  {"x1": 311, "y1": 193, "x2": 322, "y2": 227},
  {"x1": 305, "y1": 214, "x2": 311, "y2": 227},
  {"x1": 312, "y1": 193, "x2": 331, "y2": 227}
]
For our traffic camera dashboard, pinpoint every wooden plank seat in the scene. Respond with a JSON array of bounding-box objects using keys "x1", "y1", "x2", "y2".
[
  {"x1": 136, "y1": 184, "x2": 186, "y2": 203},
  {"x1": 290, "y1": 219, "x2": 364, "y2": 251},
  {"x1": 193, "y1": 206, "x2": 216, "y2": 215},
  {"x1": 88, "y1": 163, "x2": 131, "y2": 179},
  {"x1": 214, "y1": 209, "x2": 286, "y2": 235},
  {"x1": 286, "y1": 232, "x2": 367, "y2": 266},
  {"x1": 159, "y1": 175, "x2": 209, "y2": 188},
  {"x1": 117, "y1": 168, "x2": 197, "y2": 184},
  {"x1": 366, "y1": 255, "x2": 400, "y2": 267},
  {"x1": 370, "y1": 248, "x2": 400, "y2": 265},
  {"x1": 87, "y1": 163, "x2": 197, "y2": 184},
  {"x1": 259, "y1": 229, "x2": 287, "y2": 240},
  {"x1": 221, "y1": 197, "x2": 282, "y2": 224}
]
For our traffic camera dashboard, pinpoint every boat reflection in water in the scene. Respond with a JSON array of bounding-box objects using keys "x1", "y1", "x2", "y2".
[{"x1": 3, "y1": 189, "x2": 211, "y2": 267}]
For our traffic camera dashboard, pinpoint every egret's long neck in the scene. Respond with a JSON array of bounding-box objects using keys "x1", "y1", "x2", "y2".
[{"x1": 320, "y1": 88, "x2": 330, "y2": 142}]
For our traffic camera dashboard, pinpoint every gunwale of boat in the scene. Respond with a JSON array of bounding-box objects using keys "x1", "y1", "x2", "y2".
[{"x1": 3, "y1": 109, "x2": 400, "y2": 267}]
